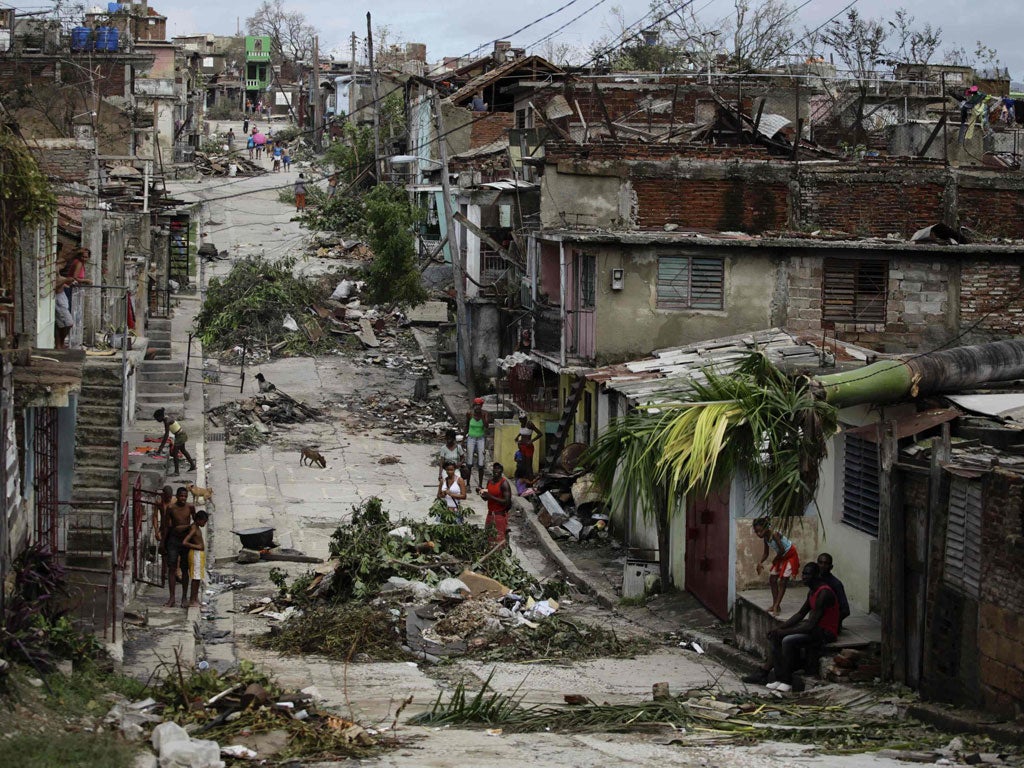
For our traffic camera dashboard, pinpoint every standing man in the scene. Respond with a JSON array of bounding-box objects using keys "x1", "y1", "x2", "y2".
[
  {"x1": 161, "y1": 487, "x2": 195, "y2": 608},
  {"x1": 465, "y1": 397, "x2": 490, "y2": 490},
  {"x1": 227, "y1": 128, "x2": 235, "y2": 152},
  {"x1": 243, "y1": 114, "x2": 249, "y2": 134},
  {"x1": 816, "y1": 552, "x2": 851, "y2": 633},
  {"x1": 742, "y1": 562, "x2": 839, "y2": 692},
  {"x1": 479, "y1": 462, "x2": 511, "y2": 546},
  {"x1": 293, "y1": 173, "x2": 307, "y2": 212}
]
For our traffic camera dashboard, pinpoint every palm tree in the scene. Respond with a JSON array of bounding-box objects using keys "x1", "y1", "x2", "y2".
[
  {"x1": 586, "y1": 338, "x2": 1024, "y2": 591},
  {"x1": 587, "y1": 353, "x2": 836, "y2": 589}
]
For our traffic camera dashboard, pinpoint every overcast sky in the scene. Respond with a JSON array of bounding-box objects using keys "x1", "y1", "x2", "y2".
[{"x1": 160, "y1": 0, "x2": 1022, "y2": 80}]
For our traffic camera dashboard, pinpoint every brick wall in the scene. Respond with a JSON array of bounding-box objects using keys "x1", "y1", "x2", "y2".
[
  {"x1": 469, "y1": 112, "x2": 514, "y2": 149},
  {"x1": 799, "y1": 179, "x2": 944, "y2": 238},
  {"x1": 960, "y1": 260, "x2": 1024, "y2": 336},
  {"x1": 633, "y1": 178, "x2": 787, "y2": 232},
  {"x1": 783, "y1": 254, "x2": 953, "y2": 352},
  {"x1": 547, "y1": 141, "x2": 773, "y2": 163},
  {"x1": 977, "y1": 470, "x2": 1024, "y2": 717},
  {"x1": 30, "y1": 143, "x2": 95, "y2": 184},
  {"x1": 958, "y1": 187, "x2": 1024, "y2": 239}
]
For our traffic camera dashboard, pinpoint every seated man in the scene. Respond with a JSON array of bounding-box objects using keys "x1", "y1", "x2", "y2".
[
  {"x1": 816, "y1": 552, "x2": 851, "y2": 633},
  {"x1": 742, "y1": 562, "x2": 839, "y2": 692}
]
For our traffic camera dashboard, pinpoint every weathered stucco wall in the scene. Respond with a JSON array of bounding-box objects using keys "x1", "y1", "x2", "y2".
[
  {"x1": 588, "y1": 245, "x2": 779, "y2": 364},
  {"x1": 540, "y1": 167, "x2": 626, "y2": 230}
]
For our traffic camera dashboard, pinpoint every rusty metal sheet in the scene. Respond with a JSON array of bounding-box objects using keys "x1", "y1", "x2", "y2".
[{"x1": 844, "y1": 408, "x2": 959, "y2": 444}]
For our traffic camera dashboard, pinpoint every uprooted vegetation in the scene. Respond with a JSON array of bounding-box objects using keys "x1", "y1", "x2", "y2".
[
  {"x1": 254, "y1": 498, "x2": 652, "y2": 663},
  {"x1": 196, "y1": 255, "x2": 336, "y2": 356},
  {"x1": 411, "y1": 676, "x2": 1022, "y2": 759}
]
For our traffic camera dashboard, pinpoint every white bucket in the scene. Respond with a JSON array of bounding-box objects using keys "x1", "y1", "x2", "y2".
[{"x1": 228, "y1": 163, "x2": 237, "y2": 177}]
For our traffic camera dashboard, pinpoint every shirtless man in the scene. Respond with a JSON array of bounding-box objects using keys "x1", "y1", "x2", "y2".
[{"x1": 161, "y1": 487, "x2": 195, "y2": 607}]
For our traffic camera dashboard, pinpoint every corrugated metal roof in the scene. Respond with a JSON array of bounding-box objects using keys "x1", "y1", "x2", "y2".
[{"x1": 586, "y1": 328, "x2": 827, "y2": 403}]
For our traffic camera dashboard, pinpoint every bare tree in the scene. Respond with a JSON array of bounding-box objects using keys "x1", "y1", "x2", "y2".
[
  {"x1": 246, "y1": 0, "x2": 315, "y2": 63},
  {"x1": 944, "y1": 41, "x2": 1004, "y2": 72},
  {"x1": 887, "y1": 8, "x2": 942, "y2": 64},
  {"x1": 657, "y1": 0, "x2": 796, "y2": 72}
]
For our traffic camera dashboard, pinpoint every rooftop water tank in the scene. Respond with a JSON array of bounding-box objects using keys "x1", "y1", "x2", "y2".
[
  {"x1": 70, "y1": 26, "x2": 91, "y2": 51},
  {"x1": 93, "y1": 26, "x2": 110, "y2": 50}
]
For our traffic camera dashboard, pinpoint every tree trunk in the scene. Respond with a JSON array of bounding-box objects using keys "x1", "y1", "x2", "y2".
[{"x1": 813, "y1": 339, "x2": 1024, "y2": 409}]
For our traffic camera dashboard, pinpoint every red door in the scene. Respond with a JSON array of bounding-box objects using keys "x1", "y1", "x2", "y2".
[{"x1": 685, "y1": 487, "x2": 731, "y2": 620}]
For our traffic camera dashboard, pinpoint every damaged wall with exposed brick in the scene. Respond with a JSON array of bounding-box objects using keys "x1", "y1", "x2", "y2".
[{"x1": 541, "y1": 142, "x2": 1024, "y2": 239}]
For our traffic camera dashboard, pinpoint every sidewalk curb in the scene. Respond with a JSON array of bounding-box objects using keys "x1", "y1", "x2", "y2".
[{"x1": 519, "y1": 506, "x2": 617, "y2": 610}]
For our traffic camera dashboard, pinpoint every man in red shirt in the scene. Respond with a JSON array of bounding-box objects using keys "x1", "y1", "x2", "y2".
[
  {"x1": 742, "y1": 562, "x2": 838, "y2": 692},
  {"x1": 478, "y1": 462, "x2": 511, "y2": 546}
]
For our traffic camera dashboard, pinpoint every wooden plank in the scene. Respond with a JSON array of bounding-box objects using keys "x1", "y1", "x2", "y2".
[{"x1": 878, "y1": 420, "x2": 905, "y2": 683}]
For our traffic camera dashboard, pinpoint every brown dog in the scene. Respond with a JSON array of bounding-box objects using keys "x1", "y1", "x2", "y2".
[
  {"x1": 300, "y1": 447, "x2": 327, "y2": 468},
  {"x1": 186, "y1": 482, "x2": 214, "y2": 505}
]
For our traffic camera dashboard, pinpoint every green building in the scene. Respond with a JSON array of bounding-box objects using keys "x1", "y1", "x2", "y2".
[{"x1": 245, "y1": 35, "x2": 271, "y2": 108}]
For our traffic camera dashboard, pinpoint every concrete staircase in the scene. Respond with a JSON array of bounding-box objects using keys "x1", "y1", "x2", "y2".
[
  {"x1": 147, "y1": 317, "x2": 172, "y2": 360},
  {"x1": 68, "y1": 358, "x2": 124, "y2": 575},
  {"x1": 135, "y1": 358, "x2": 186, "y2": 418}
]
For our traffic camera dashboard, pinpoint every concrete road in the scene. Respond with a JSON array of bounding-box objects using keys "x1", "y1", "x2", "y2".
[{"x1": 145, "y1": 167, "x2": 928, "y2": 768}]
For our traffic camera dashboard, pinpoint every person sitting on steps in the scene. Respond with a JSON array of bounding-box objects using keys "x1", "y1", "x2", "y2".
[{"x1": 742, "y1": 562, "x2": 839, "y2": 693}]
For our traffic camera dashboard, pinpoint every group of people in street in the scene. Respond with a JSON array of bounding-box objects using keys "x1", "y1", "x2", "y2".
[
  {"x1": 152, "y1": 486, "x2": 208, "y2": 609},
  {"x1": 435, "y1": 398, "x2": 543, "y2": 547},
  {"x1": 745, "y1": 517, "x2": 852, "y2": 692}
]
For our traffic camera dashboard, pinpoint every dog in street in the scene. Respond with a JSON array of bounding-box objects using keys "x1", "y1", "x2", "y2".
[
  {"x1": 186, "y1": 482, "x2": 214, "y2": 505},
  {"x1": 300, "y1": 447, "x2": 327, "y2": 468}
]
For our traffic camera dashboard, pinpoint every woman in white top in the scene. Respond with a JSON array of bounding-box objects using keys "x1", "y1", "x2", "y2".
[{"x1": 437, "y1": 461, "x2": 467, "y2": 523}]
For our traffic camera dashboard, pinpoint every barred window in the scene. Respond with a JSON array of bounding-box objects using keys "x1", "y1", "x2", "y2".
[
  {"x1": 657, "y1": 256, "x2": 724, "y2": 310},
  {"x1": 823, "y1": 258, "x2": 887, "y2": 323}
]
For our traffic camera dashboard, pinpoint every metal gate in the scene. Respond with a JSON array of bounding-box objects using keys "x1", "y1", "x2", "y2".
[{"x1": 685, "y1": 487, "x2": 731, "y2": 620}]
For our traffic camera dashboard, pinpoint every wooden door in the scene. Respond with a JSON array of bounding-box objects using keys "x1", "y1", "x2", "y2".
[{"x1": 685, "y1": 487, "x2": 731, "y2": 620}]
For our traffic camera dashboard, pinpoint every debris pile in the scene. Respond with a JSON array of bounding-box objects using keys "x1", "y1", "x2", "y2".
[
  {"x1": 149, "y1": 660, "x2": 386, "y2": 763},
  {"x1": 409, "y1": 678, "x2": 1016, "y2": 757},
  {"x1": 823, "y1": 647, "x2": 883, "y2": 683},
  {"x1": 255, "y1": 498, "x2": 647, "y2": 663},
  {"x1": 333, "y1": 388, "x2": 453, "y2": 441},
  {"x1": 314, "y1": 241, "x2": 374, "y2": 261},
  {"x1": 206, "y1": 390, "x2": 322, "y2": 452},
  {"x1": 194, "y1": 151, "x2": 267, "y2": 177}
]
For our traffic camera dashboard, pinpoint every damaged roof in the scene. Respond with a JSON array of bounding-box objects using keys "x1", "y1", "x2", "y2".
[
  {"x1": 447, "y1": 55, "x2": 563, "y2": 107},
  {"x1": 586, "y1": 328, "x2": 874, "y2": 404}
]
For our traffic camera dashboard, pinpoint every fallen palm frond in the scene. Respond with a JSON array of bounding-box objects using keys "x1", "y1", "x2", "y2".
[{"x1": 408, "y1": 679, "x2": 1014, "y2": 754}]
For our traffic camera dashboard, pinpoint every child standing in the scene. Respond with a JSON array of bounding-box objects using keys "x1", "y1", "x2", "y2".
[
  {"x1": 182, "y1": 509, "x2": 209, "y2": 608},
  {"x1": 293, "y1": 173, "x2": 307, "y2": 212},
  {"x1": 272, "y1": 143, "x2": 282, "y2": 172},
  {"x1": 752, "y1": 517, "x2": 800, "y2": 615},
  {"x1": 281, "y1": 144, "x2": 291, "y2": 172}
]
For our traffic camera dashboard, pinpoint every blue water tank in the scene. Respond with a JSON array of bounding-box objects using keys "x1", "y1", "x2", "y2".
[
  {"x1": 93, "y1": 26, "x2": 110, "y2": 51},
  {"x1": 71, "y1": 26, "x2": 91, "y2": 51},
  {"x1": 104, "y1": 27, "x2": 119, "y2": 51},
  {"x1": 107, "y1": 2, "x2": 122, "y2": 11}
]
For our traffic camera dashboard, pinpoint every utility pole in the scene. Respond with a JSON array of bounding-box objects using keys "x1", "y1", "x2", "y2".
[
  {"x1": 366, "y1": 12, "x2": 382, "y2": 181},
  {"x1": 311, "y1": 35, "x2": 320, "y2": 150},
  {"x1": 432, "y1": 88, "x2": 473, "y2": 395},
  {"x1": 349, "y1": 32, "x2": 357, "y2": 119}
]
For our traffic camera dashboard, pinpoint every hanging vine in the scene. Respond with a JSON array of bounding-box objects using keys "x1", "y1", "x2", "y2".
[{"x1": 0, "y1": 126, "x2": 58, "y2": 302}]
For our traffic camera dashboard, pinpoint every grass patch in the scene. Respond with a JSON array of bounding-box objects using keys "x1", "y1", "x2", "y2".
[{"x1": 7, "y1": 731, "x2": 138, "y2": 768}]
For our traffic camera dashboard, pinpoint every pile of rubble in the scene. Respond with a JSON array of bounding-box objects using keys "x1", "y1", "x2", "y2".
[
  {"x1": 194, "y1": 151, "x2": 267, "y2": 177},
  {"x1": 313, "y1": 241, "x2": 374, "y2": 261},
  {"x1": 332, "y1": 388, "x2": 453, "y2": 442},
  {"x1": 822, "y1": 647, "x2": 883, "y2": 683},
  {"x1": 207, "y1": 390, "x2": 322, "y2": 451}
]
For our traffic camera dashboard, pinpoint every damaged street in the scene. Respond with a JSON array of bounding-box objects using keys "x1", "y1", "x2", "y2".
[{"x1": 106, "y1": 169, "x2": 1020, "y2": 767}]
